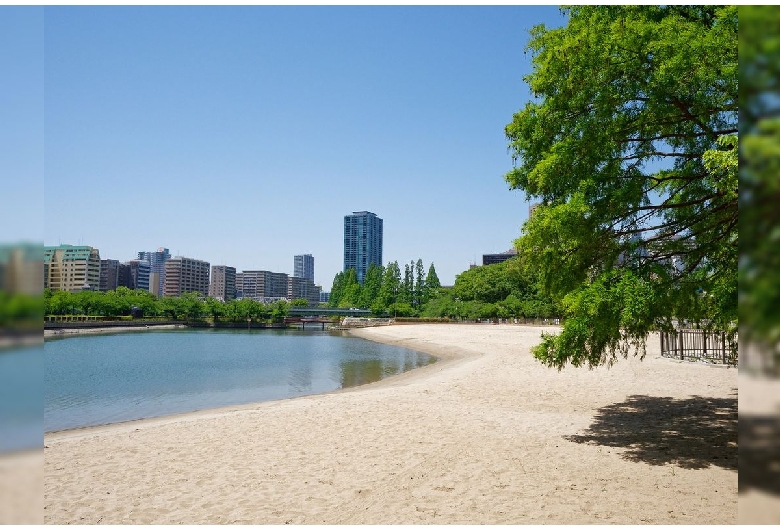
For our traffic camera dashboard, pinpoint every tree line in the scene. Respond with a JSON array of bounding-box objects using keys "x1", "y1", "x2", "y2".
[
  {"x1": 328, "y1": 260, "x2": 441, "y2": 315},
  {"x1": 329, "y1": 258, "x2": 561, "y2": 320},
  {"x1": 44, "y1": 287, "x2": 295, "y2": 323},
  {"x1": 44, "y1": 256, "x2": 563, "y2": 323}
]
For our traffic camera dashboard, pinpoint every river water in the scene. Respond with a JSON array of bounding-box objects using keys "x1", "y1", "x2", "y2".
[{"x1": 44, "y1": 328, "x2": 435, "y2": 432}]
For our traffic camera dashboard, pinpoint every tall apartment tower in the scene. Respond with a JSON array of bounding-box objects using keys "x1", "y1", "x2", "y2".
[
  {"x1": 138, "y1": 247, "x2": 170, "y2": 296},
  {"x1": 209, "y1": 265, "x2": 236, "y2": 302},
  {"x1": 122, "y1": 260, "x2": 151, "y2": 291},
  {"x1": 294, "y1": 254, "x2": 314, "y2": 282},
  {"x1": 163, "y1": 256, "x2": 210, "y2": 297},
  {"x1": 99, "y1": 259, "x2": 121, "y2": 292},
  {"x1": 43, "y1": 245, "x2": 101, "y2": 292},
  {"x1": 239, "y1": 270, "x2": 288, "y2": 301},
  {"x1": 0, "y1": 244, "x2": 43, "y2": 295},
  {"x1": 287, "y1": 276, "x2": 321, "y2": 306},
  {"x1": 343, "y1": 211, "x2": 383, "y2": 284}
]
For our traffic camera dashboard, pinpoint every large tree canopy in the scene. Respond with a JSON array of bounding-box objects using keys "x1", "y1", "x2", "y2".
[
  {"x1": 505, "y1": 6, "x2": 737, "y2": 369},
  {"x1": 739, "y1": 5, "x2": 780, "y2": 365}
]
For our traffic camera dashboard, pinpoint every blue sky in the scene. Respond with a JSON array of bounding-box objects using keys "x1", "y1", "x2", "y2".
[
  {"x1": 1, "y1": 7, "x2": 43, "y2": 244},
  {"x1": 41, "y1": 6, "x2": 567, "y2": 287}
]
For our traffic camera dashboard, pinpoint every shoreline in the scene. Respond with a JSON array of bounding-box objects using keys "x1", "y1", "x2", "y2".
[
  {"x1": 44, "y1": 323, "x2": 187, "y2": 339},
  {"x1": 43, "y1": 325, "x2": 469, "y2": 438},
  {"x1": 44, "y1": 323, "x2": 737, "y2": 524}
]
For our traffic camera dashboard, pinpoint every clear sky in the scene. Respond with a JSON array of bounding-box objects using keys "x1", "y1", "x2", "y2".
[
  {"x1": 2, "y1": 7, "x2": 43, "y2": 244},
  {"x1": 42, "y1": 6, "x2": 567, "y2": 288}
]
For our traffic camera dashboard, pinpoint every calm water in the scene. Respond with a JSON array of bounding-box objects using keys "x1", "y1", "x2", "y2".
[
  {"x1": 44, "y1": 329, "x2": 435, "y2": 432},
  {"x1": 1, "y1": 345, "x2": 43, "y2": 451}
]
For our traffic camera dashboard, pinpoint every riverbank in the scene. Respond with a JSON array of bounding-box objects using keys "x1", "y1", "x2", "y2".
[
  {"x1": 43, "y1": 323, "x2": 737, "y2": 524},
  {"x1": 44, "y1": 323, "x2": 186, "y2": 338}
]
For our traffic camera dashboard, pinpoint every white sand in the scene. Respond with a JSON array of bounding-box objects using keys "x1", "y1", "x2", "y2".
[
  {"x1": 43, "y1": 324, "x2": 737, "y2": 524},
  {"x1": 0, "y1": 450, "x2": 43, "y2": 524},
  {"x1": 738, "y1": 372, "x2": 780, "y2": 524}
]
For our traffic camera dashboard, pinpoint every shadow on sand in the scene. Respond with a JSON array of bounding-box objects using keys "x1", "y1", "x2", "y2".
[
  {"x1": 739, "y1": 415, "x2": 780, "y2": 495},
  {"x1": 565, "y1": 393, "x2": 737, "y2": 471}
]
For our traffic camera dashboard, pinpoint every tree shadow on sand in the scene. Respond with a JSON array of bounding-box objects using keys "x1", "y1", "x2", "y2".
[
  {"x1": 739, "y1": 415, "x2": 780, "y2": 495},
  {"x1": 565, "y1": 393, "x2": 737, "y2": 471}
]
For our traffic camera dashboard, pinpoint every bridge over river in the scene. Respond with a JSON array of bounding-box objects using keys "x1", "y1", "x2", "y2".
[
  {"x1": 285, "y1": 307, "x2": 373, "y2": 330},
  {"x1": 287, "y1": 307, "x2": 372, "y2": 318}
]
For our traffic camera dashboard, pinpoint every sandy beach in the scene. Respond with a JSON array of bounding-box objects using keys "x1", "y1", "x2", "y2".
[{"x1": 43, "y1": 323, "x2": 737, "y2": 524}]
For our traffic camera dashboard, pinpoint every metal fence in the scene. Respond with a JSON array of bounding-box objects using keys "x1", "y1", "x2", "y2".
[{"x1": 660, "y1": 328, "x2": 737, "y2": 366}]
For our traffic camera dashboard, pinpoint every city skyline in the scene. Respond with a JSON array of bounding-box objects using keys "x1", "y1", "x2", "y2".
[{"x1": 41, "y1": 6, "x2": 567, "y2": 286}]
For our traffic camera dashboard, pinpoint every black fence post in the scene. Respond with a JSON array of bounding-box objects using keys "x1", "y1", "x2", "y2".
[{"x1": 679, "y1": 331, "x2": 685, "y2": 360}]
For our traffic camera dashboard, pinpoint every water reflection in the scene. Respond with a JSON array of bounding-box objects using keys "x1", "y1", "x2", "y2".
[
  {"x1": 340, "y1": 359, "x2": 384, "y2": 388},
  {"x1": 45, "y1": 330, "x2": 437, "y2": 431},
  {"x1": 339, "y1": 351, "x2": 435, "y2": 389}
]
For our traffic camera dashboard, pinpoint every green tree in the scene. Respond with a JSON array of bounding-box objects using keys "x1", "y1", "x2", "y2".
[
  {"x1": 423, "y1": 263, "x2": 441, "y2": 304},
  {"x1": 452, "y1": 261, "x2": 517, "y2": 304},
  {"x1": 45, "y1": 289, "x2": 75, "y2": 315},
  {"x1": 505, "y1": 6, "x2": 737, "y2": 368},
  {"x1": 413, "y1": 259, "x2": 425, "y2": 308},
  {"x1": 359, "y1": 263, "x2": 384, "y2": 309},
  {"x1": 376, "y1": 261, "x2": 401, "y2": 311},
  {"x1": 337, "y1": 269, "x2": 362, "y2": 309},
  {"x1": 400, "y1": 262, "x2": 413, "y2": 305},
  {"x1": 178, "y1": 292, "x2": 205, "y2": 321},
  {"x1": 270, "y1": 300, "x2": 289, "y2": 323},
  {"x1": 328, "y1": 271, "x2": 345, "y2": 308},
  {"x1": 205, "y1": 297, "x2": 226, "y2": 321},
  {"x1": 130, "y1": 289, "x2": 160, "y2": 317},
  {"x1": 739, "y1": 5, "x2": 780, "y2": 366}
]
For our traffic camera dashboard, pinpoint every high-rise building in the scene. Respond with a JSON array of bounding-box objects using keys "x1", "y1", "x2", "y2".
[
  {"x1": 44, "y1": 245, "x2": 101, "y2": 292},
  {"x1": 122, "y1": 260, "x2": 150, "y2": 291},
  {"x1": 209, "y1": 265, "x2": 237, "y2": 301},
  {"x1": 163, "y1": 256, "x2": 210, "y2": 297},
  {"x1": 149, "y1": 272, "x2": 162, "y2": 296},
  {"x1": 238, "y1": 270, "x2": 288, "y2": 301},
  {"x1": 138, "y1": 247, "x2": 170, "y2": 296},
  {"x1": 0, "y1": 244, "x2": 43, "y2": 295},
  {"x1": 294, "y1": 254, "x2": 315, "y2": 282},
  {"x1": 343, "y1": 211, "x2": 383, "y2": 284},
  {"x1": 99, "y1": 259, "x2": 121, "y2": 292},
  {"x1": 235, "y1": 272, "x2": 244, "y2": 299},
  {"x1": 287, "y1": 276, "x2": 321, "y2": 306},
  {"x1": 482, "y1": 248, "x2": 518, "y2": 266}
]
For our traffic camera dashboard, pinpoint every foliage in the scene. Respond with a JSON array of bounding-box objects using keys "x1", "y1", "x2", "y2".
[
  {"x1": 739, "y1": 5, "x2": 780, "y2": 359},
  {"x1": 423, "y1": 263, "x2": 441, "y2": 304},
  {"x1": 505, "y1": 6, "x2": 737, "y2": 368},
  {"x1": 359, "y1": 263, "x2": 383, "y2": 309},
  {"x1": 452, "y1": 260, "x2": 523, "y2": 304},
  {"x1": 43, "y1": 288, "x2": 288, "y2": 324},
  {"x1": 328, "y1": 260, "x2": 436, "y2": 314},
  {"x1": 0, "y1": 291, "x2": 42, "y2": 328},
  {"x1": 376, "y1": 261, "x2": 401, "y2": 309}
]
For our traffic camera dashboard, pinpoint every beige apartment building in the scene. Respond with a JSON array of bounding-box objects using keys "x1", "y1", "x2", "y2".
[
  {"x1": 0, "y1": 244, "x2": 43, "y2": 295},
  {"x1": 237, "y1": 270, "x2": 288, "y2": 301},
  {"x1": 163, "y1": 256, "x2": 210, "y2": 297},
  {"x1": 287, "y1": 276, "x2": 321, "y2": 306},
  {"x1": 43, "y1": 245, "x2": 101, "y2": 292},
  {"x1": 208, "y1": 265, "x2": 236, "y2": 301}
]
